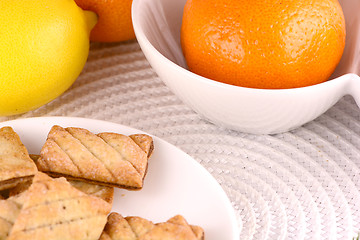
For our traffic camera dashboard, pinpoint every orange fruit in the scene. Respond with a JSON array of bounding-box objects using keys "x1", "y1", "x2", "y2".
[
  {"x1": 75, "y1": 0, "x2": 135, "y2": 42},
  {"x1": 181, "y1": 0, "x2": 346, "y2": 89}
]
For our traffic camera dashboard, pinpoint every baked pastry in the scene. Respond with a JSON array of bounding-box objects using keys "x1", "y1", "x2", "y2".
[
  {"x1": 7, "y1": 176, "x2": 114, "y2": 205},
  {"x1": 35, "y1": 125, "x2": 153, "y2": 189},
  {"x1": 0, "y1": 199, "x2": 21, "y2": 239},
  {"x1": 0, "y1": 127, "x2": 37, "y2": 191},
  {"x1": 69, "y1": 180, "x2": 114, "y2": 204},
  {"x1": 17, "y1": 155, "x2": 114, "y2": 204},
  {"x1": 99, "y1": 213, "x2": 204, "y2": 240},
  {"x1": 99, "y1": 213, "x2": 154, "y2": 240},
  {"x1": 8, "y1": 180, "x2": 32, "y2": 197},
  {"x1": 7, "y1": 189, "x2": 28, "y2": 208},
  {"x1": 129, "y1": 134, "x2": 154, "y2": 158},
  {"x1": 7, "y1": 172, "x2": 111, "y2": 240}
]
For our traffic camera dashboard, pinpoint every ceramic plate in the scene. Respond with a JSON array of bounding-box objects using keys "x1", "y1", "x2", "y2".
[{"x1": 0, "y1": 116, "x2": 240, "y2": 240}]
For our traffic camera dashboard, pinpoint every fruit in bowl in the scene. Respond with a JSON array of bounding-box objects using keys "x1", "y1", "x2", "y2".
[
  {"x1": 132, "y1": 0, "x2": 360, "y2": 134},
  {"x1": 0, "y1": 0, "x2": 97, "y2": 116},
  {"x1": 181, "y1": 0, "x2": 346, "y2": 89}
]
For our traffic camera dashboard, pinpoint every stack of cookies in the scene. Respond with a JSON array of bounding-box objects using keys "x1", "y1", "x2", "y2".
[{"x1": 0, "y1": 125, "x2": 204, "y2": 240}]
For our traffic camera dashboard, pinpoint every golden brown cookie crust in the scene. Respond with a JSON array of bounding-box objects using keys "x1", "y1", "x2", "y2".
[
  {"x1": 0, "y1": 127, "x2": 37, "y2": 191},
  {"x1": 7, "y1": 172, "x2": 111, "y2": 240},
  {"x1": 100, "y1": 213, "x2": 204, "y2": 240},
  {"x1": 36, "y1": 125, "x2": 152, "y2": 189}
]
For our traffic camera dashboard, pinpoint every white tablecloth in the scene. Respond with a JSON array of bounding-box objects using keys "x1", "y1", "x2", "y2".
[{"x1": 2, "y1": 40, "x2": 360, "y2": 239}]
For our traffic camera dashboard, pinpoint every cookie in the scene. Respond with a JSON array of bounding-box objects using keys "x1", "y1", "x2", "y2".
[
  {"x1": 35, "y1": 125, "x2": 153, "y2": 190},
  {"x1": 7, "y1": 172, "x2": 111, "y2": 240},
  {"x1": 0, "y1": 127, "x2": 37, "y2": 191}
]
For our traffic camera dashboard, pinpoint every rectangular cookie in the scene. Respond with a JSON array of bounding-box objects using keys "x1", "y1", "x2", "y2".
[
  {"x1": 99, "y1": 213, "x2": 204, "y2": 240},
  {"x1": 7, "y1": 172, "x2": 111, "y2": 240},
  {"x1": 0, "y1": 126, "x2": 37, "y2": 191},
  {"x1": 35, "y1": 125, "x2": 153, "y2": 190}
]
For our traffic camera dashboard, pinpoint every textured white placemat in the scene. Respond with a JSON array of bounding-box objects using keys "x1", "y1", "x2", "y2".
[{"x1": 2, "y1": 40, "x2": 360, "y2": 240}]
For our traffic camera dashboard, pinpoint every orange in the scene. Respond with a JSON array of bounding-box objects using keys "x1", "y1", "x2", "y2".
[
  {"x1": 75, "y1": 0, "x2": 135, "y2": 42},
  {"x1": 181, "y1": 0, "x2": 346, "y2": 89}
]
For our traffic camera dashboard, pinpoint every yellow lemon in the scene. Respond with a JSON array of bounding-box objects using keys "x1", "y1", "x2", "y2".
[{"x1": 0, "y1": 0, "x2": 97, "y2": 115}]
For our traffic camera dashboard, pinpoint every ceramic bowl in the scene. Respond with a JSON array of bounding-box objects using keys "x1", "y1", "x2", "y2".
[{"x1": 132, "y1": 0, "x2": 360, "y2": 134}]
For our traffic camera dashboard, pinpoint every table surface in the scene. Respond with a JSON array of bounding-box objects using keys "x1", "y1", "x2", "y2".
[{"x1": 2, "y1": 40, "x2": 360, "y2": 240}]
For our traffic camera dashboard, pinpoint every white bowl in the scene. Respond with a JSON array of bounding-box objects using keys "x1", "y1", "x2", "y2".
[{"x1": 132, "y1": 0, "x2": 360, "y2": 134}]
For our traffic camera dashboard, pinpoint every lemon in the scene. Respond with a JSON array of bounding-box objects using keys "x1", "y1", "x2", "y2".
[{"x1": 0, "y1": 0, "x2": 97, "y2": 116}]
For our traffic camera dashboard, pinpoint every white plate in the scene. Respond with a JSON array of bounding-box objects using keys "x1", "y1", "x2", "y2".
[{"x1": 0, "y1": 116, "x2": 240, "y2": 240}]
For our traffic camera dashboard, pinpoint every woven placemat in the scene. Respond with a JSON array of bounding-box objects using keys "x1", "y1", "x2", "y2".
[{"x1": 2, "y1": 40, "x2": 360, "y2": 239}]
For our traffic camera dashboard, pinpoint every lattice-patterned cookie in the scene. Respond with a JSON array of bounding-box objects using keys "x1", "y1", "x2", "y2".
[
  {"x1": 7, "y1": 172, "x2": 111, "y2": 240},
  {"x1": 99, "y1": 213, "x2": 204, "y2": 240},
  {"x1": 0, "y1": 127, "x2": 37, "y2": 191},
  {"x1": 35, "y1": 125, "x2": 153, "y2": 189}
]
